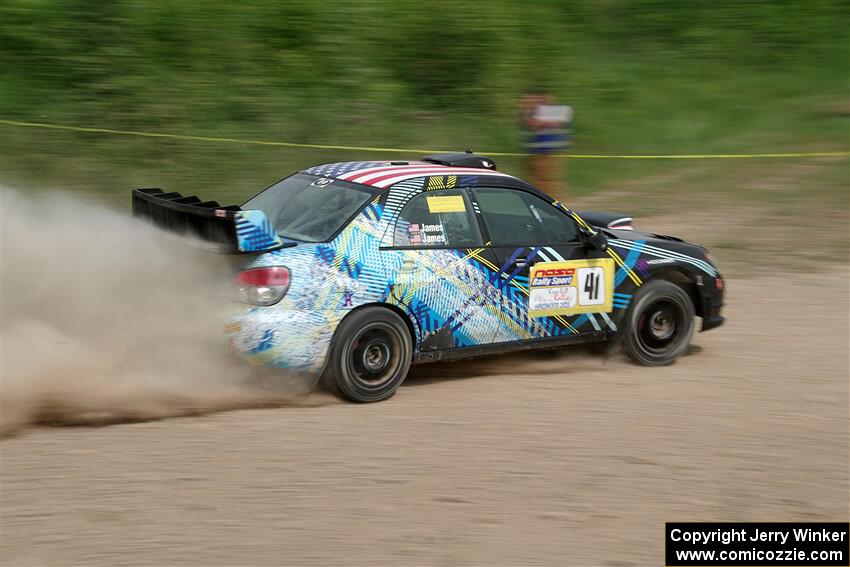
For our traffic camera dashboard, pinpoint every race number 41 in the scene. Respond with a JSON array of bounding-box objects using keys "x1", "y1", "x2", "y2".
[{"x1": 579, "y1": 267, "x2": 606, "y2": 306}]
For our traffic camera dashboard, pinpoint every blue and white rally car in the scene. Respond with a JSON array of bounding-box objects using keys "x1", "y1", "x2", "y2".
[{"x1": 133, "y1": 152, "x2": 724, "y2": 402}]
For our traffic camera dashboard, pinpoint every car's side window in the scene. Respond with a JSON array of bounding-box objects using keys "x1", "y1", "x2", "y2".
[
  {"x1": 392, "y1": 189, "x2": 482, "y2": 248},
  {"x1": 474, "y1": 187, "x2": 579, "y2": 246}
]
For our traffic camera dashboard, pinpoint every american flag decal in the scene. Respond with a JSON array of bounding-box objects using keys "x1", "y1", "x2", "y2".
[{"x1": 301, "y1": 161, "x2": 514, "y2": 190}]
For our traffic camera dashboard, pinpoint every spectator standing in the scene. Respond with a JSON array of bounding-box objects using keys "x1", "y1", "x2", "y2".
[{"x1": 520, "y1": 92, "x2": 572, "y2": 200}]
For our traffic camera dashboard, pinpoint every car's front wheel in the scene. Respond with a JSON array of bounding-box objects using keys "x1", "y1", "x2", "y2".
[
  {"x1": 323, "y1": 307, "x2": 412, "y2": 402},
  {"x1": 622, "y1": 280, "x2": 695, "y2": 366}
]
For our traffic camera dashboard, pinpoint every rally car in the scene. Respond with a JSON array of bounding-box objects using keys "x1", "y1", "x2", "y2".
[{"x1": 132, "y1": 152, "x2": 724, "y2": 402}]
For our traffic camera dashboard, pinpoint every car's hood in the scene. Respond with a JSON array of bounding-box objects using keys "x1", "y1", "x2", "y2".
[{"x1": 602, "y1": 227, "x2": 706, "y2": 255}]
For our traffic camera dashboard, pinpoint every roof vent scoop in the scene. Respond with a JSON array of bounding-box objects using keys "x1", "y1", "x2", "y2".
[{"x1": 422, "y1": 150, "x2": 497, "y2": 171}]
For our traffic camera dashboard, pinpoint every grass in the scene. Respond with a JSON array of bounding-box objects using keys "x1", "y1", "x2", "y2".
[
  {"x1": 2, "y1": 83, "x2": 846, "y2": 211},
  {"x1": 1, "y1": 2, "x2": 847, "y2": 235}
]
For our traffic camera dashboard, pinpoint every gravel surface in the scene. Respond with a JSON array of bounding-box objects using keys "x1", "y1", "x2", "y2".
[{"x1": 2, "y1": 267, "x2": 847, "y2": 566}]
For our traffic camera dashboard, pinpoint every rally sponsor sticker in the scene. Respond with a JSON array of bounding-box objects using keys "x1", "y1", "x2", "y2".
[
  {"x1": 528, "y1": 259, "x2": 615, "y2": 317},
  {"x1": 426, "y1": 195, "x2": 466, "y2": 213}
]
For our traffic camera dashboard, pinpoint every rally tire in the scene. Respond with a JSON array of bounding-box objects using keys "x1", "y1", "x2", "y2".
[
  {"x1": 322, "y1": 308, "x2": 412, "y2": 402},
  {"x1": 622, "y1": 280, "x2": 695, "y2": 366}
]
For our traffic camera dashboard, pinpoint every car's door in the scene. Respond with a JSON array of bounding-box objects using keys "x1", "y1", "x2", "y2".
[
  {"x1": 471, "y1": 186, "x2": 616, "y2": 343},
  {"x1": 386, "y1": 188, "x2": 502, "y2": 351}
]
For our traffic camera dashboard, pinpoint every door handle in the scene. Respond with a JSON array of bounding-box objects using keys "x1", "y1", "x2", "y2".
[{"x1": 515, "y1": 258, "x2": 528, "y2": 268}]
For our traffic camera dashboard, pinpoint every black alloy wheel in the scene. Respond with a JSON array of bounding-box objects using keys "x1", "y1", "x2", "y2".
[
  {"x1": 323, "y1": 308, "x2": 412, "y2": 402},
  {"x1": 622, "y1": 280, "x2": 695, "y2": 366}
]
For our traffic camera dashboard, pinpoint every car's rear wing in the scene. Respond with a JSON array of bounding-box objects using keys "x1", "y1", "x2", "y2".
[{"x1": 131, "y1": 188, "x2": 285, "y2": 254}]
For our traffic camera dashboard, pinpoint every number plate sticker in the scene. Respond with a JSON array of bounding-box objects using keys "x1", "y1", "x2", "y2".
[{"x1": 528, "y1": 258, "x2": 615, "y2": 317}]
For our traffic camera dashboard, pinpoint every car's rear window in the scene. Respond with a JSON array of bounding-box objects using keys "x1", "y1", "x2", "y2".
[{"x1": 243, "y1": 174, "x2": 375, "y2": 242}]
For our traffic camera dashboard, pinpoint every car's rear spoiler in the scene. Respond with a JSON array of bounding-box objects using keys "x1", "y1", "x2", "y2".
[
  {"x1": 131, "y1": 188, "x2": 285, "y2": 254},
  {"x1": 575, "y1": 210, "x2": 634, "y2": 231}
]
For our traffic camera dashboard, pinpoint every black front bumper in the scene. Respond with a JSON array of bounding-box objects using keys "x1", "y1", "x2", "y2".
[
  {"x1": 699, "y1": 276, "x2": 725, "y2": 332},
  {"x1": 701, "y1": 314, "x2": 725, "y2": 331}
]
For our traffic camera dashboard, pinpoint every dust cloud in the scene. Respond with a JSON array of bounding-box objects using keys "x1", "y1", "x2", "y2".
[{"x1": 0, "y1": 187, "x2": 315, "y2": 437}]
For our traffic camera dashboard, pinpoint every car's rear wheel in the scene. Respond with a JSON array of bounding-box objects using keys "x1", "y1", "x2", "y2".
[
  {"x1": 622, "y1": 280, "x2": 695, "y2": 366},
  {"x1": 323, "y1": 308, "x2": 412, "y2": 402}
]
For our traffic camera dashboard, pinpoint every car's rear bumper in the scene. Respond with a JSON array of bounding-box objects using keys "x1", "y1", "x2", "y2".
[{"x1": 225, "y1": 306, "x2": 337, "y2": 373}]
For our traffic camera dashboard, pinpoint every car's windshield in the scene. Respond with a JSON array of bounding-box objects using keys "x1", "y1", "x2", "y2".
[{"x1": 243, "y1": 173, "x2": 375, "y2": 242}]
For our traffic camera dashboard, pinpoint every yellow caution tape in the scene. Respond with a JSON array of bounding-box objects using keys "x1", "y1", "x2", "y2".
[{"x1": 2, "y1": 119, "x2": 847, "y2": 159}]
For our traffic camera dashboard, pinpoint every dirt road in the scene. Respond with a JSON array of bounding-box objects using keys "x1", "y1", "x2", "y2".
[{"x1": 2, "y1": 261, "x2": 847, "y2": 565}]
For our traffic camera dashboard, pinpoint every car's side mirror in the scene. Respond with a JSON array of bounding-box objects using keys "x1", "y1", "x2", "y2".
[{"x1": 583, "y1": 228, "x2": 608, "y2": 251}]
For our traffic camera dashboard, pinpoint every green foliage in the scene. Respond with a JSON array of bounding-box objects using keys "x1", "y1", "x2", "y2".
[{"x1": 0, "y1": 0, "x2": 847, "y2": 202}]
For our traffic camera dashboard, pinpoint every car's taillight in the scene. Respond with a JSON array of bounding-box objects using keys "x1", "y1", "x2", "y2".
[{"x1": 235, "y1": 267, "x2": 290, "y2": 306}]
